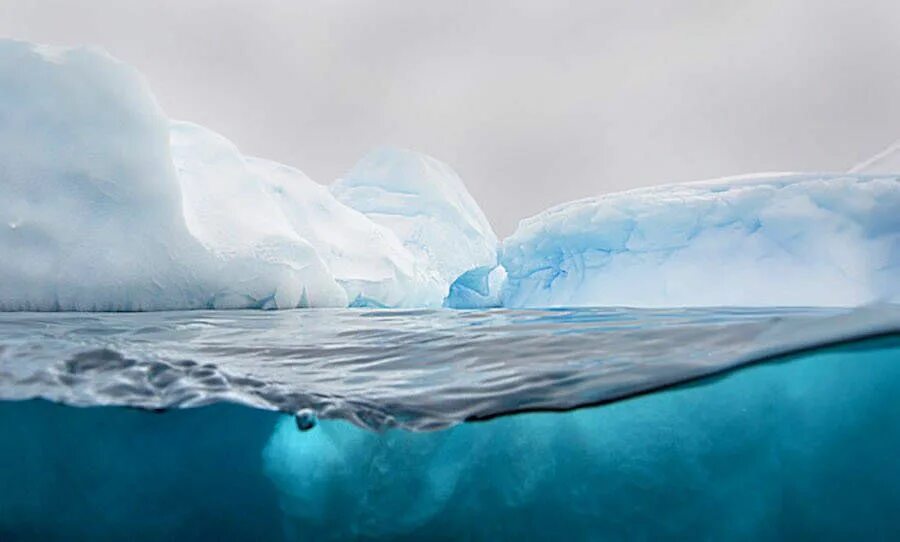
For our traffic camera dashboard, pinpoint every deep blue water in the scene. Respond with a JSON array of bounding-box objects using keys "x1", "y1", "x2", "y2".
[{"x1": 1, "y1": 306, "x2": 899, "y2": 540}]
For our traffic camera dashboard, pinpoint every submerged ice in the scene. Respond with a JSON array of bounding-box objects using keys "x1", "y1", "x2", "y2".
[
  {"x1": 1, "y1": 38, "x2": 899, "y2": 311},
  {"x1": 1, "y1": 336, "x2": 898, "y2": 540},
  {"x1": 261, "y1": 338, "x2": 900, "y2": 540},
  {"x1": 2, "y1": 304, "x2": 899, "y2": 539}
]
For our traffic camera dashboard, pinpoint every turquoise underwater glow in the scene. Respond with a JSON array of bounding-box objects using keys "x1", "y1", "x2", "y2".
[{"x1": 1, "y1": 336, "x2": 898, "y2": 540}]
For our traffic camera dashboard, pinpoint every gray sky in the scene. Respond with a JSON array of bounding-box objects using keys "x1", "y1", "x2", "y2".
[{"x1": 2, "y1": 0, "x2": 899, "y2": 235}]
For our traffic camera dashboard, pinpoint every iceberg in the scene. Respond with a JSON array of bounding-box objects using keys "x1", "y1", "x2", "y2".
[
  {"x1": 1, "y1": 37, "x2": 897, "y2": 311},
  {"x1": 172, "y1": 122, "x2": 477, "y2": 308},
  {"x1": 849, "y1": 138, "x2": 900, "y2": 174},
  {"x1": 0, "y1": 40, "x2": 496, "y2": 310},
  {"x1": 0, "y1": 41, "x2": 217, "y2": 311},
  {"x1": 501, "y1": 174, "x2": 900, "y2": 307},
  {"x1": 333, "y1": 148, "x2": 499, "y2": 305},
  {"x1": 170, "y1": 121, "x2": 347, "y2": 309},
  {"x1": 248, "y1": 157, "x2": 430, "y2": 308},
  {"x1": 0, "y1": 41, "x2": 353, "y2": 310}
]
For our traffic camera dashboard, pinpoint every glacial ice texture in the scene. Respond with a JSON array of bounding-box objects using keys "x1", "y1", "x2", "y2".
[
  {"x1": 444, "y1": 265, "x2": 507, "y2": 308},
  {"x1": 333, "y1": 148, "x2": 499, "y2": 306},
  {"x1": 2, "y1": 37, "x2": 898, "y2": 311},
  {"x1": 0, "y1": 41, "x2": 219, "y2": 311},
  {"x1": 0, "y1": 40, "x2": 496, "y2": 310},
  {"x1": 501, "y1": 174, "x2": 900, "y2": 308}
]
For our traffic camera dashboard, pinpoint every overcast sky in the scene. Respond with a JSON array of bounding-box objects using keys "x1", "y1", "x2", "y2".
[{"x1": 2, "y1": 0, "x2": 899, "y2": 234}]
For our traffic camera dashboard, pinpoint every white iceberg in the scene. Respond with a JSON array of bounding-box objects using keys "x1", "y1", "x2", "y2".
[
  {"x1": 170, "y1": 121, "x2": 348, "y2": 309},
  {"x1": 332, "y1": 149, "x2": 499, "y2": 306},
  {"x1": 0, "y1": 41, "x2": 352, "y2": 310},
  {"x1": 248, "y1": 156, "x2": 436, "y2": 307},
  {"x1": 0, "y1": 41, "x2": 219, "y2": 310},
  {"x1": 0, "y1": 39, "x2": 496, "y2": 310},
  {"x1": 1, "y1": 38, "x2": 897, "y2": 311},
  {"x1": 172, "y1": 123, "x2": 487, "y2": 308},
  {"x1": 501, "y1": 173, "x2": 900, "y2": 307}
]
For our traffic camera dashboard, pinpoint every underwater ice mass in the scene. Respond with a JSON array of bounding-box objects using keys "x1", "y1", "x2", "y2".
[
  {"x1": 1, "y1": 39, "x2": 898, "y2": 311},
  {"x1": 1, "y1": 318, "x2": 899, "y2": 540}
]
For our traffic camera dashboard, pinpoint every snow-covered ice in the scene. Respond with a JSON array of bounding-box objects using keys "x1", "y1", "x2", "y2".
[
  {"x1": 0, "y1": 41, "x2": 220, "y2": 311},
  {"x1": 1, "y1": 38, "x2": 898, "y2": 311},
  {"x1": 249, "y1": 157, "x2": 429, "y2": 308},
  {"x1": 332, "y1": 148, "x2": 499, "y2": 306},
  {"x1": 0, "y1": 40, "x2": 496, "y2": 310},
  {"x1": 0, "y1": 41, "x2": 352, "y2": 310},
  {"x1": 170, "y1": 121, "x2": 347, "y2": 309},
  {"x1": 500, "y1": 174, "x2": 900, "y2": 307}
]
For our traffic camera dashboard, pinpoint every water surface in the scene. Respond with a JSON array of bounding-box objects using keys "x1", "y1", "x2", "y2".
[{"x1": 1, "y1": 305, "x2": 897, "y2": 430}]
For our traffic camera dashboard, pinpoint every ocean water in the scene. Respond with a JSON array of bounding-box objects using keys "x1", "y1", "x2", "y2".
[{"x1": 1, "y1": 306, "x2": 899, "y2": 540}]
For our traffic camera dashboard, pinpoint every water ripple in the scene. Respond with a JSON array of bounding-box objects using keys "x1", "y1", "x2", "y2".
[{"x1": 0, "y1": 305, "x2": 898, "y2": 431}]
